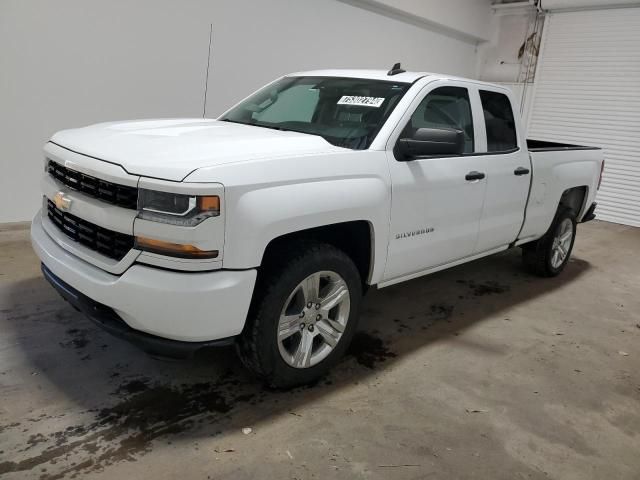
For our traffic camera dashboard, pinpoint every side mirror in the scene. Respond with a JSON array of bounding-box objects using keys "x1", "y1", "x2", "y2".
[{"x1": 397, "y1": 127, "x2": 465, "y2": 160}]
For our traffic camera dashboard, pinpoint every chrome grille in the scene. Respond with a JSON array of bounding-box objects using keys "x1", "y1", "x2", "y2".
[
  {"x1": 47, "y1": 160, "x2": 138, "y2": 209},
  {"x1": 46, "y1": 200, "x2": 134, "y2": 261}
]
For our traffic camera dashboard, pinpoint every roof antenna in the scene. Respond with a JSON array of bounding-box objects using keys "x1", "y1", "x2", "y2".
[
  {"x1": 202, "y1": 23, "x2": 213, "y2": 118},
  {"x1": 387, "y1": 62, "x2": 406, "y2": 76}
]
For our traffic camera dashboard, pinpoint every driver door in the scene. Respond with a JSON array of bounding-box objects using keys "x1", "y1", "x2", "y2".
[{"x1": 383, "y1": 83, "x2": 488, "y2": 282}]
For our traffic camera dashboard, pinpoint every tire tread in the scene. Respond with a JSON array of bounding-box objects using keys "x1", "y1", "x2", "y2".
[
  {"x1": 236, "y1": 240, "x2": 361, "y2": 388},
  {"x1": 522, "y1": 206, "x2": 576, "y2": 277}
]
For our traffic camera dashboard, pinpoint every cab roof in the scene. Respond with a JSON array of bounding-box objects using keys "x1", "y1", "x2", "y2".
[
  {"x1": 286, "y1": 69, "x2": 502, "y2": 89},
  {"x1": 287, "y1": 69, "x2": 429, "y2": 83}
]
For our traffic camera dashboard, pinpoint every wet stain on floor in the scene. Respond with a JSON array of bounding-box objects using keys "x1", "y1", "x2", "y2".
[
  {"x1": 347, "y1": 332, "x2": 397, "y2": 369},
  {"x1": 114, "y1": 379, "x2": 149, "y2": 396},
  {"x1": 0, "y1": 373, "x2": 262, "y2": 479},
  {"x1": 59, "y1": 328, "x2": 90, "y2": 350},
  {"x1": 0, "y1": 271, "x2": 513, "y2": 479},
  {"x1": 457, "y1": 279, "x2": 510, "y2": 297},
  {"x1": 0, "y1": 327, "x2": 398, "y2": 480},
  {"x1": 428, "y1": 303, "x2": 455, "y2": 320}
]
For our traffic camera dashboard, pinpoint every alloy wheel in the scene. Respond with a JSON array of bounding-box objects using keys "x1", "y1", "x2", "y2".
[
  {"x1": 277, "y1": 271, "x2": 351, "y2": 369},
  {"x1": 550, "y1": 218, "x2": 573, "y2": 269}
]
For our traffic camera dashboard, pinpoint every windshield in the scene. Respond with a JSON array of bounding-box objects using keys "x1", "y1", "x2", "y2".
[{"x1": 220, "y1": 76, "x2": 411, "y2": 150}]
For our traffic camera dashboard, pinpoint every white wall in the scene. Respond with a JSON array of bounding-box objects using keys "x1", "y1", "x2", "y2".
[
  {"x1": 0, "y1": 0, "x2": 487, "y2": 223},
  {"x1": 478, "y1": 12, "x2": 534, "y2": 82},
  {"x1": 0, "y1": 1, "x2": 209, "y2": 223},
  {"x1": 476, "y1": 5, "x2": 541, "y2": 130},
  {"x1": 340, "y1": 0, "x2": 493, "y2": 41},
  {"x1": 204, "y1": 0, "x2": 485, "y2": 115}
]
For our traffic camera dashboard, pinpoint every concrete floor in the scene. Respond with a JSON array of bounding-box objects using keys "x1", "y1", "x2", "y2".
[{"x1": 0, "y1": 221, "x2": 638, "y2": 480}]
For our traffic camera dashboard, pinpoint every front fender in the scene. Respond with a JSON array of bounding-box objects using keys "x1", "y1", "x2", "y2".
[{"x1": 223, "y1": 176, "x2": 389, "y2": 281}]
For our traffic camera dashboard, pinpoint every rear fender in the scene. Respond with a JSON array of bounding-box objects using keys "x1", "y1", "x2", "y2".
[{"x1": 520, "y1": 153, "x2": 600, "y2": 239}]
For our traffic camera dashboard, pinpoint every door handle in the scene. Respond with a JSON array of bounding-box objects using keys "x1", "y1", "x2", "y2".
[
  {"x1": 465, "y1": 171, "x2": 486, "y2": 181},
  {"x1": 514, "y1": 167, "x2": 530, "y2": 176}
]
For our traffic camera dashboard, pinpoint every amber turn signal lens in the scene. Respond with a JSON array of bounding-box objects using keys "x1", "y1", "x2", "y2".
[
  {"x1": 198, "y1": 195, "x2": 220, "y2": 212},
  {"x1": 135, "y1": 236, "x2": 218, "y2": 259}
]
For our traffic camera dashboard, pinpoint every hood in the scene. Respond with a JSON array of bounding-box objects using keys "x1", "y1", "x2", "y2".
[{"x1": 50, "y1": 119, "x2": 341, "y2": 181}]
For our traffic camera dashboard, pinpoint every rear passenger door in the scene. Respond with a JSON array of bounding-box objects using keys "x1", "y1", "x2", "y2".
[{"x1": 474, "y1": 89, "x2": 531, "y2": 253}]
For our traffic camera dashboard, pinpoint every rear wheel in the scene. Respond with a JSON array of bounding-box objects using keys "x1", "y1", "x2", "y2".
[
  {"x1": 237, "y1": 242, "x2": 362, "y2": 388},
  {"x1": 522, "y1": 207, "x2": 577, "y2": 277}
]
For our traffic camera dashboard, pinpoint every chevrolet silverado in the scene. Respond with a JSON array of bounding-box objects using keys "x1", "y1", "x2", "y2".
[{"x1": 31, "y1": 66, "x2": 604, "y2": 387}]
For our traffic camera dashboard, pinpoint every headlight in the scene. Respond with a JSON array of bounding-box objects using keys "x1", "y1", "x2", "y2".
[{"x1": 137, "y1": 189, "x2": 220, "y2": 226}]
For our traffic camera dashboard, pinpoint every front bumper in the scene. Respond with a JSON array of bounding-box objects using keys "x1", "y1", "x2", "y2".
[
  {"x1": 41, "y1": 264, "x2": 232, "y2": 358},
  {"x1": 31, "y1": 212, "x2": 257, "y2": 347}
]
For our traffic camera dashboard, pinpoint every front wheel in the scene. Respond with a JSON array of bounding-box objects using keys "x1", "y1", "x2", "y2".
[
  {"x1": 522, "y1": 207, "x2": 577, "y2": 277},
  {"x1": 237, "y1": 242, "x2": 362, "y2": 388}
]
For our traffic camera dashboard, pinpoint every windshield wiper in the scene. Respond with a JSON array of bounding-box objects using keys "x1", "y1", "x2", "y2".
[
  {"x1": 257, "y1": 123, "x2": 329, "y2": 139},
  {"x1": 219, "y1": 119, "x2": 326, "y2": 142},
  {"x1": 253, "y1": 124, "x2": 288, "y2": 132},
  {"x1": 219, "y1": 118, "x2": 246, "y2": 126},
  {"x1": 220, "y1": 118, "x2": 286, "y2": 131}
]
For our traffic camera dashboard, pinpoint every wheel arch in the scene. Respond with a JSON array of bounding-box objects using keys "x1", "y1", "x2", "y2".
[
  {"x1": 259, "y1": 220, "x2": 376, "y2": 287},
  {"x1": 559, "y1": 186, "x2": 588, "y2": 218}
]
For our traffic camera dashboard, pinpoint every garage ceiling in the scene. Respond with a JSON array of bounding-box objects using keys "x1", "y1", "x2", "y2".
[
  {"x1": 492, "y1": 0, "x2": 640, "y2": 9},
  {"x1": 540, "y1": 0, "x2": 640, "y2": 9}
]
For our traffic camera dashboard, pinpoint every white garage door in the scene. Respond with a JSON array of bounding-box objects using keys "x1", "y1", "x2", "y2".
[{"x1": 527, "y1": 7, "x2": 640, "y2": 227}]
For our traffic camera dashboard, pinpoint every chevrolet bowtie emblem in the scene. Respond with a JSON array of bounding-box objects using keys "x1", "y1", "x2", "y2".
[{"x1": 53, "y1": 191, "x2": 72, "y2": 211}]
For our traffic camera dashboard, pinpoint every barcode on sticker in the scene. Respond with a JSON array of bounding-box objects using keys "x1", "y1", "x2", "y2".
[{"x1": 337, "y1": 96, "x2": 385, "y2": 108}]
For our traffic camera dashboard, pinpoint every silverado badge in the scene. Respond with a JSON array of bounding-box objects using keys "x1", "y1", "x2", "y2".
[
  {"x1": 396, "y1": 227, "x2": 434, "y2": 240},
  {"x1": 53, "y1": 191, "x2": 72, "y2": 211}
]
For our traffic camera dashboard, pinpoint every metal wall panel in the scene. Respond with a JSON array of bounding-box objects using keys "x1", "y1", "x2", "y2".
[{"x1": 527, "y1": 8, "x2": 640, "y2": 226}]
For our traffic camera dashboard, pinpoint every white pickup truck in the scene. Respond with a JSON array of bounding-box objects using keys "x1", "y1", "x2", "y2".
[{"x1": 32, "y1": 66, "x2": 604, "y2": 387}]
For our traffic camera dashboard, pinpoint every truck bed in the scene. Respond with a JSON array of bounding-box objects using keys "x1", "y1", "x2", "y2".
[{"x1": 520, "y1": 141, "x2": 603, "y2": 240}]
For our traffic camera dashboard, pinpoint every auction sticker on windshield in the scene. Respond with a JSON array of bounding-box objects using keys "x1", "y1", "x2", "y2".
[{"x1": 337, "y1": 96, "x2": 385, "y2": 108}]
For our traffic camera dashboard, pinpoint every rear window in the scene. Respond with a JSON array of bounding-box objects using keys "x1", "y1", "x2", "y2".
[{"x1": 480, "y1": 90, "x2": 517, "y2": 152}]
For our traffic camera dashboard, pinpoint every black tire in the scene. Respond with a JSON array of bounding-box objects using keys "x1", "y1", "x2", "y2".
[
  {"x1": 522, "y1": 207, "x2": 577, "y2": 277},
  {"x1": 236, "y1": 241, "x2": 362, "y2": 388}
]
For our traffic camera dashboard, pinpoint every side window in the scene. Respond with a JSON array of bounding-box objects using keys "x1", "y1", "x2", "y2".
[
  {"x1": 479, "y1": 90, "x2": 517, "y2": 152},
  {"x1": 402, "y1": 86, "x2": 474, "y2": 154}
]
